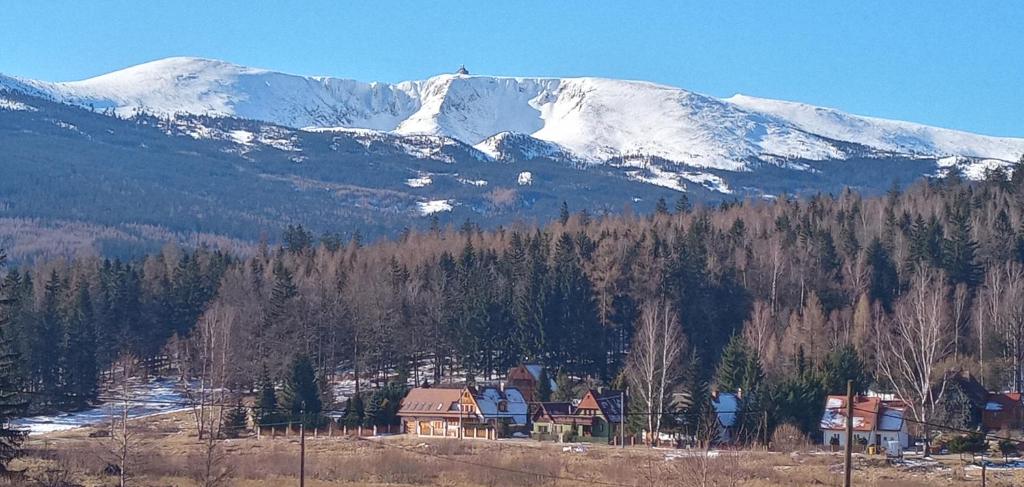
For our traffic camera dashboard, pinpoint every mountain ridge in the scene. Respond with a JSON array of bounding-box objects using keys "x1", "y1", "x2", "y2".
[{"x1": 4, "y1": 56, "x2": 1021, "y2": 170}]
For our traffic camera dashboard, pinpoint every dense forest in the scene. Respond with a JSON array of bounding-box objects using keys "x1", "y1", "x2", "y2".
[{"x1": 2, "y1": 161, "x2": 1024, "y2": 442}]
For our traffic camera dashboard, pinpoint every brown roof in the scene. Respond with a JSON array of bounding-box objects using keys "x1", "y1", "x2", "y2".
[
  {"x1": 821, "y1": 395, "x2": 906, "y2": 432},
  {"x1": 398, "y1": 387, "x2": 464, "y2": 418}
]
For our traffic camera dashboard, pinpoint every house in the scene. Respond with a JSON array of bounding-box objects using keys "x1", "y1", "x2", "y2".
[
  {"x1": 711, "y1": 391, "x2": 740, "y2": 443},
  {"x1": 820, "y1": 395, "x2": 909, "y2": 450},
  {"x1": 530, "y1": 389, "x2": 625, "y2": 443},
  {"x1": 983, "y1": 393, "x2": 1024, "y2": 431},
  {"x1": 506, "y1": 364, "x2": 556, "y2": 403},
  {"x1": 397, "y1": 385, "x2": 527, "y2": 440},
  {"x1": 573, "y1": 389, "x2": 625, "y2": 443},
  {"x1": 531, "y1": 402, "x2": 582, "y2": 440}
]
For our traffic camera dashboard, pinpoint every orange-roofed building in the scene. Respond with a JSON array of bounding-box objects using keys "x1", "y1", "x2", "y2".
[{"x1": 820, "y1": 395, "x2": 909, "y2": 450}]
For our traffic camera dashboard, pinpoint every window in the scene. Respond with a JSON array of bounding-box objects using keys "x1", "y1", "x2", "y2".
[{"x1": 498, "y1": 401, "x2": 508, "y2": 412}]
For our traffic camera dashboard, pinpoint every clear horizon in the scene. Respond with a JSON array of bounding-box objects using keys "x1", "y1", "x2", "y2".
[{"x1": 2, "y1": 1, "x2": 1021, "y2": 137}]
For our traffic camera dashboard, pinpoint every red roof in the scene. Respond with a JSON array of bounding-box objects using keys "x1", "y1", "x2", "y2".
[{"x1": 821, "y1": 395, "x2": 906, "y2": 432}]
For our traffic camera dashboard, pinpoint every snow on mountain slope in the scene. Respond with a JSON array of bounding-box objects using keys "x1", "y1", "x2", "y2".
[
  {"x1": 727, "y1": 94, "x2": 1024, "y2": 162},
  {"x1": 4, "y1": 57, "x2": 1022, "y2": 170}
]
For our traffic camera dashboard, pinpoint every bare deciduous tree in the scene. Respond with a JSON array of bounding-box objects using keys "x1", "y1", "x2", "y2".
[
  {"x1": 627, "y1": 299, "x2": 685, "y2": 445},
  {"x1": 877, "y1": 269, "x2": 954, "y2": 455}
]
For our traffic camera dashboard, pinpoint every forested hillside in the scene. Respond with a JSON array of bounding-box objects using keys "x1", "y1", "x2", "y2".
[{"x1": 2, "y1": 166, "x2": 1024, "y2": 440}]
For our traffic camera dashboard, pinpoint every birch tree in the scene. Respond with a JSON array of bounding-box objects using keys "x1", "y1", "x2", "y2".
[
  {"x1": 627, "y1": 299, "x2": 685, "y2": 444},
  {"x1": 877, "y1": 269, "x2": 953, "y2": 454}
]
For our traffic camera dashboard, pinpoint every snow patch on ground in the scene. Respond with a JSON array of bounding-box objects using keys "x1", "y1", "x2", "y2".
[
  {"x1": 458, "y1": 177, "x2": 488, "y2": 187},
  {"x1": 517, "y1": 171, "x2": 533, "y2": 186},
  {"x1": 626, "y1": 165, "x2": 687, "y2": 192},
  {"x1": 417, "y1": 199, "x2": 453, "y2": 215},
  {"x1": 936, "y1": 155, "x2": 1011, "y2": 180},
  {"x1": 680, "y1": 171, "x2": 732, "y2": 194},
  {"x1": 0, "y1": 97, "x2": 37, "y2": 111},
  {"x1": 12, "y1": 378, "x2": 191, "y2": 435},
  {"x1": 406, "y1": 174, "x2": 433, "y2": 188}
]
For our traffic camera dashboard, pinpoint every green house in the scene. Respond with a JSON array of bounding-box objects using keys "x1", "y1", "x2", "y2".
[{"x1": 531, "y1": 389, "x2": 624, "y2": 443}]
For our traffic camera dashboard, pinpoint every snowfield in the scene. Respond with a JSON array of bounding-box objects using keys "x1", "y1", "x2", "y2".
[
  {"x1": 417, "y1": 199, "x2": 453, "y2": 215},
  {"x1": 4, "y1": 56, "x2": 1021, "y2": 172},
  {"x1": 12, "y1": 378, "x2": 191, "y2": 435}
]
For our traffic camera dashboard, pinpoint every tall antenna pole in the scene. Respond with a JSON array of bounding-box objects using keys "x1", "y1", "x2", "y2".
[
  {"x1": 843, "y1": 380, "x2": 854, "y2": 487},
  {"x1": 299, "y1": 402, "x2": 306, "y2": 487}
]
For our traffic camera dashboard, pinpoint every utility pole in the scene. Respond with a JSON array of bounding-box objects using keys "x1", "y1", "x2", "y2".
[
  {"x1": 620, "y1": 390, "x2": 625, "y2": 449},
  {"x1": 844, "y1": 380, "x2": 854, "y2": 487},
  {"x1": 299, "y1": 402, "x2": 306, "y2": 487}
]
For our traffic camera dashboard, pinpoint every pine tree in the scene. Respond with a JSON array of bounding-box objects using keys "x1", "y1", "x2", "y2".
[
  {"x1": 654, "y1": 197, "x2": 669, "y2": 215},
  {"x1": 222, "y1": 401, "x2": 249, "y2": 438},
  {"x1": 0, "y1": 251, "x2": 28, "y2": 473},
  {"x1": 865, "y1": 238, "x2": 899, "y2": 311},
  {"x1": 255, "y1": 367, "x2": 281, "y2": 427},
  {"x1": 536, "y1": 368, "x2": 552, "y2": 402},
  {"x1": 820, "y1": 345, "x2": 869, "y2": 395},
  {"x1": 716, "y1": 335, "x2": 748, "y2": 393},
  {"x1": 943, "y1": 196, "x2": 982, "y2": 287},
  {"x1": 675, "y1": 194, "x2": 692, "y2": 214},
  {"x1": 558, "y1": 201, "x2": 570, "y2": 225},
  {"x1": 552, "y1": 370, "x2": 575, "y2": 402},
  {"x1": 62, "y1": 284, "x2": 99, "y2": 407},
  {"x1": 35, "y1": 271, "x2": 65, "y2": 402},
  {"x1": 283, "y1": 354, "x2": 322, "y2": 427}
]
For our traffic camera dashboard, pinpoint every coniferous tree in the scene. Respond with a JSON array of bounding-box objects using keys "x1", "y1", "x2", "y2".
[
  {"x1": 536, "y1": 368, "x2": 552, "y2": 402},
  {"x1": 283, "y1": 354, "x2": 322, "y2": 427},
  {"x1": 558, "y1": 201, "x2": 570, "y2": 225},
  {"x1": 255, "y1": 367, "x2": 281, "y2": 427},
  {"x1": 866, "y1": 238, "x2": 899, "y2": 311},
  {"x1": 716, "y1": 335, "x2": 748, "y2": 393},
  {"x1": 943, "y1": 197, "x2": 982, "y2": 287},
  {"x1": 820, "y1": 345, "x2": 869, "y2": 395},
  {"x1": 675, "y1": 194, "x2": 692, "y2": 214},
  {"x1": 62, "y1": 284, "x2": 99, "y2": 407},
  {"x1": 222, "y1": 401, "x2": 249, "y2": 438},
  {"x1": 654, "y1": 197, "x2": 669, "y2": 215},
  {"x1": 0, "y1": 251, "x2": 27, "y2": 473}
]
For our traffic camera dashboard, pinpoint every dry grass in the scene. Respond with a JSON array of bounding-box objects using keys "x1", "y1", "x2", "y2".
[{"x1": 9, "y1": 411, "x2": 1024, "y2": 486}]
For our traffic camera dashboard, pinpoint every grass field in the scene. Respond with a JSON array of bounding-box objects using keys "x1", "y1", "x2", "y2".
[{"x1": 8, "y1": 410, "x2": 1024, "y2": 486}]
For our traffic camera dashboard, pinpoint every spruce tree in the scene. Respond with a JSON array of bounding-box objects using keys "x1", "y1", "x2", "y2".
[
  {"x1": 0, "y1": 251, "x2": 27, "y2": 473},
  {"x1": 716, "y1": 335, "x2": 748, "y2": 393},
  {"x1": 675, "y1": 194, "x2": 692, "y2": 214},
  {"x1": 820, "y1": 345, "x2": 869, "y2": 395},
  {"x1": 255, "y1": 367, "x2": 281, "y2": 427},
  {"x1": 283, "y1": 354, "x2": 322, "y2": 427},
  {"x1": 222, "y1": 400, "x2": 249, "y2": 438},
  {"x1": 865, "y1": 238, "x2": 899, "y2": 311},
  {"x1": 536, "y1": 368, "x2": 552, "y2": 402},
  {"x1": 62, "y1": 284, "x2": 99, "y2": 407},
  {"x1": 654, "y1": 197, "x2": 669, "y2": 215},
  {"x1": 943, "y1": 197, "x2": 982, "y2": 287},
  {"x1": 558, "y1": 201, "x2": 570, "y2": 225}
]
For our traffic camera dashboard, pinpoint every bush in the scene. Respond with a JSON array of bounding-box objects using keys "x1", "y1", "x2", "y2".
[
  {"x1": 947, "y1": 433, "x2": 987, "y2": 458},
  {"x1": 998, "y1": 439, "x2": 1018, "y2": 459},
  {"x1": 562, "y1": 430, "x2": 576, "y2": 443},
  {"x1": 771, "y1": 423, "x2": 811, "y2": 452}
]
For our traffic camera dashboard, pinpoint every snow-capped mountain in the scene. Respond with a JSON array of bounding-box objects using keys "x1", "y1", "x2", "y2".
[{"x1": 3, "y1": 56, "x2": 1021, "y2": 170}]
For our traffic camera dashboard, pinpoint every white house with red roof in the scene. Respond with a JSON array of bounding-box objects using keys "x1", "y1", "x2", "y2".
[{"x1": 820, "y1": 395, "x2": 909, "y2": 449}]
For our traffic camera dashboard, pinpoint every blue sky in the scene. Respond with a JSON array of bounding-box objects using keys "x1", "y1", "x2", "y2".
[{"x1": 2, "y1": 1, "x2": 1020, "y2": 136}]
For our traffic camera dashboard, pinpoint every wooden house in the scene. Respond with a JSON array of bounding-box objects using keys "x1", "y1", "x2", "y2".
[
  {"x1": 398, "y1": 385, "x2": 528, "y2": 440},
  {"x1": 531, "y1": 389, "x2": 624, "y2": 443},
  {"x1": 983, "y1": 392, "x2": 1024, "y2": 431},
  {"x1": 506, "y1": 364, "x2": 556, "y2": 403}
]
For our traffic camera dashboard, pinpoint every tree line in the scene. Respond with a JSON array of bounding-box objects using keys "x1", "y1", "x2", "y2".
[{"x1": 2, "y1": 161, "x2": 1024, "y2": 445}]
